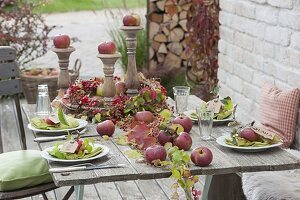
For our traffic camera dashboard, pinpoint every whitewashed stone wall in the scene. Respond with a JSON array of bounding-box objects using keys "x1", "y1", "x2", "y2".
[{"x1": 218, "y1": 0, "x2": 300, "y2": 148}]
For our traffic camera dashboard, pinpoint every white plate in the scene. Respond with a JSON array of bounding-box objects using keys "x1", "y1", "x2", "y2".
[
  {"x1": 40, "y1": 143, "x2": 109, "y2": 163},
  {"x1": 216, "y1": 135, "x2": 283, "y2": 152},
  {"x1": 27, "y1": 119, "x2": 88, "y2": 134},
  {"x1": 183, "y1": 110, "x2": 235, "y2": 125}
]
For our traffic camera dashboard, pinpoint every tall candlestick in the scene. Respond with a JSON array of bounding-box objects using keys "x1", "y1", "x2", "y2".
[
  {"x1": 97, "y1": 53, "x2": 121, "y2": 103},
  {"x1": 121, "y1": 26, "x2": 143, "y2": 95},
  {"x1": 52, "y1": 47, "x2": 75, "y2": 97}
]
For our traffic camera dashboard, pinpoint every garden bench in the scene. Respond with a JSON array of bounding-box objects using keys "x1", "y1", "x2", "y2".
[{"x1": 242, "y1": 84, "x2": 300, "y2": 200}]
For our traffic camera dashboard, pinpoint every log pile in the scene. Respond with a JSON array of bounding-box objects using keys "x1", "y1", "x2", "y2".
[{"x1": 147, "y1": 0, "x2": 192, "y2": 72}]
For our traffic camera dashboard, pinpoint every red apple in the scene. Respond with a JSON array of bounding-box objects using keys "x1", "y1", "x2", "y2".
[
  {"x1": 123, "y1": 14, "x2": 140, "y2": 26},
  {"x1": 96, "y1": 120, "x2": 115, "y2": 137},
  {"x1": 144, "y1": 145, "x2": 167, "y2": 164},
  {"x1": 98, "y1": 41, "x2": 117, "y2": 54},
  {"x1": 115, "y1": 81, "x2": 126, "y2": 95},
  {"x1": 173, "y1": 132, "x2": 192, "y2": 151},
  {"x1": 191, "y1": 147, "x2": 213, "y2": 167},
  {"x1": 239, "y1": 128, "x2": 258, "y2": 142},
  {"x1": 158, "y1": 130, "x2": 173, "y2": 146},
  {"x1": 53, "y1": 34, "x2": 70, "y2": 48},
  {"x1": 173, "y1": 116, "x2": 193, "y2": 133},
  {"x1": 135, "y1": 111, "x2": 154, "y2": 124}
]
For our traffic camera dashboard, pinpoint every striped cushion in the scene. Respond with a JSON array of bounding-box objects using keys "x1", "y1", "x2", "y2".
[{"x1": 260, "y1": 84, "x2": 300, "y2": 147}]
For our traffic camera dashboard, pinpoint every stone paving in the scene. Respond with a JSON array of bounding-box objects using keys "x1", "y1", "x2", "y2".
[{"x1": 26, "y1": 8, "x2": 146, "y2": 78}]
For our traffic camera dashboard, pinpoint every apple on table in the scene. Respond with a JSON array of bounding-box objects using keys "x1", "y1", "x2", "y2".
[
  {"x1": 53, "y1": 34, "x2": 71, "y2": 48},
  {"x1": 123, "y1": 14, "x2": 141, "y2": 26},
  {"x1": 191, "y1": 147, "x2": 213, "y2": 167},
  {"x1": 135, "y1": 111, "x2": 154, "y2": 124},
  {"x1": 144, "y1": 145, "x2": 167, "y2": 164},
  {"x1": 98, "y1": 41, "x2": 117, "y2": 54},
  {"x1": 96, "y1": 120, "x2": 115, "y2": 137},
  {"x1": 173, "y1": 132, "x2": 192, "y2": 151},
  {"x1": 172, "y1": 116, "x2": 193, "y2": 133}
]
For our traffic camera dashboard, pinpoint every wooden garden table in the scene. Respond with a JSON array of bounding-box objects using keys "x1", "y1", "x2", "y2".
[{"x1": 22, "y1": 95, "x2": 300, "y2": 200}]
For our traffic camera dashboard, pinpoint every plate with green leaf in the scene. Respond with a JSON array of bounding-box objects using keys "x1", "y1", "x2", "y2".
[
  {"x1": 41, "y1": 142, "x2": 109, "y2": 163},
  {"x1": 28, "y1": 107, "x2": 88, "y2": 134},
  {"x1": 184, "y1": 96, "x2": 236, "y2": 125},
  {"x1": 216, "y1": 135, "x2": 282, "y2": 153}
]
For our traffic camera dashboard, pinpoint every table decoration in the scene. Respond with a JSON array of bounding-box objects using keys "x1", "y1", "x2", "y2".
[
  {"x1": 49, "y1": 14, "x2": 202, "y2": 199},
  {"x1": 97, "y1": 41, "x2": 121, "y2": 103},
  {"x1": 121, "y1": 25, "x2": 143, "y2": 95},
  {"x1": 52, "y1": 34, "x2": 75, "y2": 97}
]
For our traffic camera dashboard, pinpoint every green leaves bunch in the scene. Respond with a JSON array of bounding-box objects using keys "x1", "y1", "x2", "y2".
[{"x1": 160, "y1": 145, "x2": 200, "y2": 200}]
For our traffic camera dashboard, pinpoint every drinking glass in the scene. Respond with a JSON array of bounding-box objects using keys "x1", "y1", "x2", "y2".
[
  {"x1": 196, "y1": 107, "x2": 214, "y2": 140},
  {"x1": 35, "y1": 84, "x2": 52, "y2": 118},
  {"x1": 173, "y1": 86, "x2": 190, "y2": 115}
]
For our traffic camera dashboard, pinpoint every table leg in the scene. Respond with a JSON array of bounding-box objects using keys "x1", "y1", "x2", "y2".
[
  {"x1": 207, "y1": 173, "x2": 246, "y2": 200},
  {"x1": 202, "y1": 175, "x2": 213, "y2": 200},
  {"x1": 74, "y1": 185, "x2": 84, "y2": 200}
]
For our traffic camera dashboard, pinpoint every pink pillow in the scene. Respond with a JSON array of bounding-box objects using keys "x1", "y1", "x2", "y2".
[{"x1": 260, "y1": 84, "x2": 300, "y2": 147}]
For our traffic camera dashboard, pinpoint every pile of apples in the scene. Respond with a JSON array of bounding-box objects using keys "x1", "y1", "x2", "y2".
[{"x1": 135, "y1": 111, "x2": 213, "y2": 167}]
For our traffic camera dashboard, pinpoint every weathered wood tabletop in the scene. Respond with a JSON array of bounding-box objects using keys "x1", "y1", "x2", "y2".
[{"x1": 22, "y1": 95, "x2": 300, "y2": 200}]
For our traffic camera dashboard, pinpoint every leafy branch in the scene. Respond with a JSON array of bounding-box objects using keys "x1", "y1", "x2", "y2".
[{"x1": 160, "y1": 145, "x2": 201, "y2": 200}]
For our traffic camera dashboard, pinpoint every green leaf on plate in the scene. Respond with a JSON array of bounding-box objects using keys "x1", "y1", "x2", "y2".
[{"x1": 57, "y1": 107, "x2": 69, "y2": 126}]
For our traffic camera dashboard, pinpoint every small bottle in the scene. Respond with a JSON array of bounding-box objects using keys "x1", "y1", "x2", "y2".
[{"x1": 35, "y1": 84, "x2": 52, "y2": 118}]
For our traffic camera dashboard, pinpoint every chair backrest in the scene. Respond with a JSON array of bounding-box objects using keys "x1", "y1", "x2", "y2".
[{"x1": 0, "y1": 46, "x2": 27, "y2": 150}]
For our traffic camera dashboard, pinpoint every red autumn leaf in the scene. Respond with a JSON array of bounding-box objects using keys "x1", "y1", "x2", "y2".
[
  {"x1": 127, "y1": 123, "x2": 150, "y2": 142},
  {"x1": 127, "y1": 124, "x2": 158, "y2": 150}
]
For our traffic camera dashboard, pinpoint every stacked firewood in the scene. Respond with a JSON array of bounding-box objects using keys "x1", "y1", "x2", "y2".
[{"x1": 148, "y1": 0, "x2": 192, "y2": 72}]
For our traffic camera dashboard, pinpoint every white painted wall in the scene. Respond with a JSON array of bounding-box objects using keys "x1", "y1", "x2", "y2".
[{"x1": 218, "y1": 0, "x2": 300, "y2": 149}]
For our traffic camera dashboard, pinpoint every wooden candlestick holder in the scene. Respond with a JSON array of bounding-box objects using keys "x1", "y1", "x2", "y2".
[
  {"x1": 97, "y1": 53, "x2": 121, "y2": 103},
  {"x1": 52, "y1": 47, "x2": 75, "y2": 97},
  {"x1": 121, "y1": 26, "x2": 143, "y2": 95}
]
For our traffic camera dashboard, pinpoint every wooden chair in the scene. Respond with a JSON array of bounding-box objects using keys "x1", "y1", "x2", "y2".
[{"x1": 0, "y1": 46, "x2": 74, "y2": 200}]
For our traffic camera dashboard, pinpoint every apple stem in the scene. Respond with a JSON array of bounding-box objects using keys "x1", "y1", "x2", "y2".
[{"x1": 175, "y1": 127, "x2": 179, "y2": 133}]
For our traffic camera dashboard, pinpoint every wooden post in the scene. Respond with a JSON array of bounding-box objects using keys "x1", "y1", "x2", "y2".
[
  {"x1": 52, "y1": 47, "x2": 75, "y2": 97},
  {"x1": 97, "y1": 53, "x2": 121, "y2": 102},
  {"x1": 121, "y1": 26, "x2": 143, "y2": 95}
]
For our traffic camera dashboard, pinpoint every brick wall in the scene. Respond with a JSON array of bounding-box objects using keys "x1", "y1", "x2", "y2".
[{"x1": 218, "y1": 0, "x2": 300, "y2": 149}]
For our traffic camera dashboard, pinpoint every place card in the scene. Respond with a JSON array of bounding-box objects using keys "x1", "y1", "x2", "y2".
[
  {"x1": 207, "y1": 99, "x2": 222, "y2": 113},
  {"x1": 61, "y1": 140, "x2": 78, "y2": 153},
  {"x1": 250, "y1": 127, "x2": 276, "y2": 140}
]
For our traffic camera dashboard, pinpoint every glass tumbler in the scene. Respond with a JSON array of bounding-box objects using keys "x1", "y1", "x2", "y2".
[
  {"x1": 196, "y1": 107, "x2": 214, "y2": 140},
  {"x1": 35, "y1": 84, "x2": 52, "y2": 118},
  {"x1": 173, "y1": 86, "x2": 190, "y2": 115}
]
